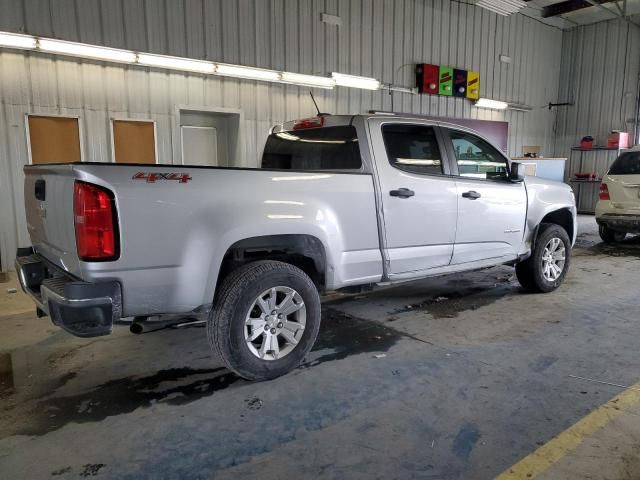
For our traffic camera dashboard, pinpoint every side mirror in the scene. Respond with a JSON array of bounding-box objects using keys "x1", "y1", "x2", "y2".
[{"x1": 509, "y1": 161, "x2": 526, "y2": 182}]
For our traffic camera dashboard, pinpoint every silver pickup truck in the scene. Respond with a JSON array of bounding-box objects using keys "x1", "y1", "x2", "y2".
[{"x1": 16, "y1": 113, "x2": 577, "y2": 380}]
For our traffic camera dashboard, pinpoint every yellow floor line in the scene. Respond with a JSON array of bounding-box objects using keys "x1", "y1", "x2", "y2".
[{"x1": 496, "y1": 382, "x2": 640, "y2": 479}]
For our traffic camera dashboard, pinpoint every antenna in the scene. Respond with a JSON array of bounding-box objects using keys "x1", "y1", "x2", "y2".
[{"x1": 309, "y1": 90, "x2": 329, "y2": 116}]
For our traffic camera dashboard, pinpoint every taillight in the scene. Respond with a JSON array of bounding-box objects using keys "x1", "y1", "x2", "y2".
[
  {"x1": 599, "y1": 183, "x2": 610, "y2": 200},
  {"x1": 74, "y1": 181, "x2": 119, "y2": 261}
]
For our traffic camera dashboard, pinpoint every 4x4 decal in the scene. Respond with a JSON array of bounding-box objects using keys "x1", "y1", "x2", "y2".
[{"x1": 132, "y1": 172, "x2": 192, "y2": 183}]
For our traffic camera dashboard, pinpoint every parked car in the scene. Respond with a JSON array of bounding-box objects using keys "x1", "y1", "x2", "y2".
[
  {"x1": 596, "y1": 146, "x2": 640, "y2": 243},
  {"x1": 16, "y1": 113, "x2": 577, "y2": 380}
]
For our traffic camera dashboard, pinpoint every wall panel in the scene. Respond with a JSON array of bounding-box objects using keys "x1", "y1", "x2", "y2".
[
  {"x1": 553, "y1": 18, "x2": 640, "y2": 160},
  {"x1": 0, "y1": 0, "x2": 563, "y2": 271}
]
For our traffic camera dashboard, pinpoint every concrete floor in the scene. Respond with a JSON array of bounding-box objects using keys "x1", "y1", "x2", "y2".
[{"x1": 1, "y1": 215, "x2": 640, "y2": 479}]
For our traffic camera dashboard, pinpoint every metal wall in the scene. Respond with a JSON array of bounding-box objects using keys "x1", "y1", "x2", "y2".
[
  {"x1": 0, "y1": 0, "x2": 563, "y2": 271},
  {"x1": 553, "y1": 18, "x2": 640, "y2": 161}
]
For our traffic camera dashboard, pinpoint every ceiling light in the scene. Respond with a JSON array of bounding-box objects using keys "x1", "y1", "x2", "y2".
[
  {"x1": 216, "y1": 64, "x2": 280, "y2": 81},
  {"x1": 0, "y1": 32, "x2": 36, "y2": 49},
  {"x1": 332, "y1": 72, "x2": 380, "y2": 90},
  {"x1": 137, "y1": 53, "x2": 214, "y2": 73},
  {"x1": 39, "y1": 38, "x2": 136, "y2": 63},
  {"x1": 474, "y1": 98, "x2": 509, "y2": 110},
  {"x1": 280, "y1": 72, "x2": 335, "y2": 89}
]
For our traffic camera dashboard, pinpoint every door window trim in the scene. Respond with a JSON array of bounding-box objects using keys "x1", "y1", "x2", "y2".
[{"x1": 441, "y1": 127, "x2": 511, "y2": 183}]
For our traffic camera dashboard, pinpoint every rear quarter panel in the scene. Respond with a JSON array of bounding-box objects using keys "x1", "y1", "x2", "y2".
[{"x1": 74, "y1": 165, "x2": 382, "y2": 316}]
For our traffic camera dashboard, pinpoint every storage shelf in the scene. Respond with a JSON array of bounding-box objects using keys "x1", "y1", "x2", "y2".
[{"x1": 570, "y1": 146, "x2": 627, "y2": 151}]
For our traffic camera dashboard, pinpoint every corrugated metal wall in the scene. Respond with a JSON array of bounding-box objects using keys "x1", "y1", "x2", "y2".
[
  {"x1": 0, "y1": 0, "x2": 563, "y2": 271},
  {"x1": 553, "y1": 18, "x2": 640, "y2": 163}
]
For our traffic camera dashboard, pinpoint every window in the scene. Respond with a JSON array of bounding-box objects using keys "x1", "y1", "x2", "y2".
[
  {"x1": 112, "y1": 120, "x2": 157, "y2": 164},
  {"x1": 261, "y1": 126, "x2": 361, "y2": 170},
  {"x1": 381, "y1": 124, "x2": 443, "y2": 175},
  {"x1": 449, "y1": 130, "x2": 508, "y2": 180},
  {"x1": 609, "y1": 151, "x2": 640, "y2": 175},
  {"x1": 27, "y1": 115, "x2": 81, "y2": 164}
]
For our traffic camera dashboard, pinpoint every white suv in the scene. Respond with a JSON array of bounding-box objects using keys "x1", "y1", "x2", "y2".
[{"x1": 596, "y1": 146, "x2": 640, "y2": 243}]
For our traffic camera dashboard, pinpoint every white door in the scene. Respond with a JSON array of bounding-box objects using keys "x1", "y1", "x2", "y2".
[
  {"x1": 368, "y1": 119, "x2": 458, "y2": 276},
  {"x1": 181, "y1": 126, "x2": 218, "y2": 166},
  {"x1": 442, "y1": 128, "x2": 527, "y2": 265}
]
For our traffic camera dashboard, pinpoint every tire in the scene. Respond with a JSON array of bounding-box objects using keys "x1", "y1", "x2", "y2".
[
  {"x1": 516, "y1": 223, "x2": 571, "y2": 293},
  {"x1": 599, "y1": 224, "x2": 626, "y2": 243},
  {"x1": 208, "y1": 260, "x2": 321, "y2": 381}
]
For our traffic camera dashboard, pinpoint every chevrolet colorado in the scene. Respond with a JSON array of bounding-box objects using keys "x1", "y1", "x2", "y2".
[{"x1": 16, "y1": 113, "x2": 577, "y2": 380}]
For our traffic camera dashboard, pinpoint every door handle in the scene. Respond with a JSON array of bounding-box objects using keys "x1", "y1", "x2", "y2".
[
  {"x1": 462, "y1": 190, "x2": 481, "y2": 200},
  {"x1": 390, "y1": 188, "x2": 415, "y2": 198}
]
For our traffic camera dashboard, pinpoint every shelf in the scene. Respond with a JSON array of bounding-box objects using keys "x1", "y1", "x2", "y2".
[
  {"x1": 570, "y1": 180, "x2": 601, "y2": 183},
  {"x1": 570, "y1": 147, "x2": 627, "y2": 151}
]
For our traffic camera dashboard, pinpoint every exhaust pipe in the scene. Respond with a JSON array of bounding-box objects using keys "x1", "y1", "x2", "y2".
[{"x1": 129, "y1": 316, "x2": 204, "y2": 334}]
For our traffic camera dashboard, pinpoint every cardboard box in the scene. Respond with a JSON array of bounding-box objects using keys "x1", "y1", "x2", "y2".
[{"x1": 608, "y1": 131, "x2": 630, "y2": 149}]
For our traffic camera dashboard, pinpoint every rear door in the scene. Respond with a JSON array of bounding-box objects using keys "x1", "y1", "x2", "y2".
[
  {"x1": 441, "y1": 127, "x2": 527, "y2": 265},
  {"x1": 367, "y1": 118, "x2": 458, "y2": 275},
  {"x1": 605, "y1": 151, "x2": 640, "y2": 212}
]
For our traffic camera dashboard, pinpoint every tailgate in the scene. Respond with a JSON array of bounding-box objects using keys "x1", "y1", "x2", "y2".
[
  {"x1": 606, "y1": 174, "x2": 640, "y2": 211},
  {"x1": 23, "y1": 164, "x2": 81, "y2": 276}
]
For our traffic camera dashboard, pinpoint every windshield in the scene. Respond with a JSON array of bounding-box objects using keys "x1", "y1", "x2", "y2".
[
  {"x1": 261, "y1": 126, "x2": 362, "y2": 170},
  {"x1": 609, "y1": 151, "x2": 640, "y2": 175}
]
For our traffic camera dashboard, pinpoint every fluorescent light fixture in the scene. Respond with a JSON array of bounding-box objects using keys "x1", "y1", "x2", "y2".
[
  {"x1": 280, "y1": 72, "x2": 335, "y2": 89},
  {"x1": 332, "y1": 72, "x2": 380, "y2": 90},
  {"x1": 508, "y1": 103, "x2": 533, "y2": 112},
  {"x1": 476, "y1": 0, "x2": 526, "y2": 16},
  {"x1": 216, "y1": 64, "x2": 280, "y2": 81},
  {"x1": 39, "y1": 38, "x2": 136, "y2": 63},
  {"x1": 0, "y1": 32, "x2": 36, "y2": 49},
  {"x1": 474, "y1": 98, "x2": 509, "y2": 110},
  {"x1": 137, "y1": 53, "x2": 214, "y2": 73},
  {"x1": 388, "y1": 85, "x2": 418, "y2": 94}
]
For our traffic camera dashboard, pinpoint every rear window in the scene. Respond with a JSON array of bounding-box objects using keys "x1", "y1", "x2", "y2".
[
  {"x1": 261, "y1": 126, "x2": 362, "y2": 170},
  {"x1": 609, "y1": 152, "x2": 640, "y2": 175}
]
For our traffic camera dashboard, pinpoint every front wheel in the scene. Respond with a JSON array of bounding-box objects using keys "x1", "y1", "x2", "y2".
[
  {"x1": 208, "y1": 260, "x2": 321, "y2": 381},
  {"x1": 599, "y1": 224, "x2": 626, "y2": 243},
  {"x1": 516, "y1": 223, "x2": 571, "y2": 293}
]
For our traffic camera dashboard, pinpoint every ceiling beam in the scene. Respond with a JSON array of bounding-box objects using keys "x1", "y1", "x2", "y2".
[
  {"x1": 541, "y1": 0, "x2": 615, "y2": 17},
  {"x1": 582, "y1": 0, "x2": 640, "y2": 27}
]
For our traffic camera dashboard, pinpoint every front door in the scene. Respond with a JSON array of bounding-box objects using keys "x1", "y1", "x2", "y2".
[
  {"x1": 368, "y1": 119, "x2": 458, "y2": 276},
  {"x1": 441, "y1": 128, "x2": 527, "y2": 265}
]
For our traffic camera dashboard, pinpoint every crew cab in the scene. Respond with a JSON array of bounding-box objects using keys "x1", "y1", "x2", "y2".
[
  {"x1": 596, "y1": 146, "x2": 640, "y2": 242},
  {"x1": 16, "y1": 113, "x2": 577, "y2": 380}
]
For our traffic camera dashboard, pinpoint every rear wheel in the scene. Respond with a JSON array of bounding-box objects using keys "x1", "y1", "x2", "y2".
[
  {"x1": 599, "y1": 224, "x2": 626, "y2": 243},
  {"x1": 208, "y1": 260, "x2": 321, "y2": 381},
  {"x1": 516, "y1": 223, "x2": 571, "y2": 293}
]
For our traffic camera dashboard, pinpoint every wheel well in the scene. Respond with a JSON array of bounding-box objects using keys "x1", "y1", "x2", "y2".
[
  {"x1": 217, "y1": 234, "x2": 327, "y2": 293},
  {"x1": 539, "y1": 208, "x2": 574, "y2": 241}
]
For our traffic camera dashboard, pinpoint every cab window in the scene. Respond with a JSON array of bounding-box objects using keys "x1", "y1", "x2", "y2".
[
  {"x1": 381, "y1": 124, "x2": 444, "y2": 175},
  {"x1": 448, "y1": 130, "x2": 508, "y2": 180}
]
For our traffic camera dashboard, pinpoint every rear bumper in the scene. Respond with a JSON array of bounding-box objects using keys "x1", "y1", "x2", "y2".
[
  {"x1": 596, "y1": 214, "x2": 640, "y2": 233},
  {"x1": 15, "y1": 248, "x2": 121, "y2": 337}
]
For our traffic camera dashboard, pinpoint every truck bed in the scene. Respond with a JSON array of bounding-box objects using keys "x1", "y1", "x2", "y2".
[{"x1": 23, "y1": 163, "x2": 383, "y2": 317}]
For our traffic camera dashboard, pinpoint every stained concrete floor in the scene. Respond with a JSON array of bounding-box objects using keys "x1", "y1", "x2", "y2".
[{"x1": 1, "y1": 215, "x2": 640, "y2": 479}]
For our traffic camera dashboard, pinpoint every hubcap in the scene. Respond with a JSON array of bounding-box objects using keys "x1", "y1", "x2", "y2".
[
  {"x1": 541, "y1": 237, "x2": 566, "y2": 282},
  {"x1": 244, "y1": 286, "x2": 306, "y2": 361}
]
